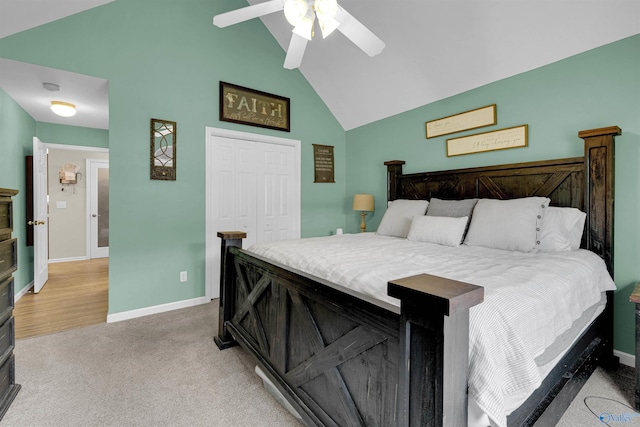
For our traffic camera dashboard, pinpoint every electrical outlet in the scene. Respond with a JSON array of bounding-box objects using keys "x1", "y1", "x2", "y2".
[{"x1": 180, "y1": 271, "x2": 187, "y2": 282}]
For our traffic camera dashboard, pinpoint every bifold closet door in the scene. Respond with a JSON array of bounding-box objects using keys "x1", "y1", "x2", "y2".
[
  {"x1": 210, "y1": 136, "x2": 297, "y2": 297},
  {"x1": 257, "y1": 143, "x2": 296, "y2": 243},
  {"x1": 212, "y1": 137, "x2": 258, "y2": 247}
]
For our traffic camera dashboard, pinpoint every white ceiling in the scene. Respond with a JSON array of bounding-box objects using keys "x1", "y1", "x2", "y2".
[
  {"x1": 1, "y1": 0, "x2": 639, "y2": 131},
  {"x1": 0, "y1": 0, "x2": 113, "y2": 129},
  {"x1": 0, "y1": 0, "x2": 114, "y2": 39},
  {"x1": 0, "y1": 58, "x2": 109, "y2": 129}
]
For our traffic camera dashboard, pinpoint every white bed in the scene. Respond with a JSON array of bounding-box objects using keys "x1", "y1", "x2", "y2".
[{"x1": 247, "y1": 232, "x2": 615, "y2": 427}]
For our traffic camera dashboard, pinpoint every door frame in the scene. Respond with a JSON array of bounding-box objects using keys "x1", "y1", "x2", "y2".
[
  {"x1": 204, "y1": 127, "x2": 301, "y2": 300},
  {"x1": 41, "y1": 143, "x2": 108, "y2": 261},
  {"x1": 86, "y1": 158, "x2": 110, "y2": 259},
  {"x1": 32, "y1": 142, "x2": 109, "y2": 292}
]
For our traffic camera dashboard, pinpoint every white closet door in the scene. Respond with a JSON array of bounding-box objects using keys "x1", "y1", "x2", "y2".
[
  {"x1": 211, "y1": 137, "x2": 257, "y2": 244},
  {"x1": 235, "y1": 141, "x2": 258, "y2": 248},
  {"x1": 257, "y1": 144, "x2": 296, "y2": 243},
  {"x1": 207, "y1": 133, "x2": 298, "y2": 299}
]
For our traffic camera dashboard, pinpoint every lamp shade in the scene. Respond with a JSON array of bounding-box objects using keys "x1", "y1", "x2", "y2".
[{"x1": 353, "y1": 194, "x2": 374, "y2": 212}]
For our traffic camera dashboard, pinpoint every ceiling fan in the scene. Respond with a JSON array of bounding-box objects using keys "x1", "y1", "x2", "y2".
[{"x1": 213, "y1": 0, "x2": 385, "y2": 69}]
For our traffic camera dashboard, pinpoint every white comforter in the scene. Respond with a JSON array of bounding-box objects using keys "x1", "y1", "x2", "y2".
[{"x1": 247, "y1": 233, "x2": 615, "y2": 427}]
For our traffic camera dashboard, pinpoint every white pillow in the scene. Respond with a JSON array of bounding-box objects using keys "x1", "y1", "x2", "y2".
[
  {"x1": 463, "y1": 197, "x2": 550, "y2": 252},
  {"x1": 407, "y1": 215, "x2": 469, "y2": 247},
  {"x1": 538, "y1": 207, "x2": 586, "y2": 251},
  {"x1": 376, "y1": 199, "x2": 429, "y2": 238}
]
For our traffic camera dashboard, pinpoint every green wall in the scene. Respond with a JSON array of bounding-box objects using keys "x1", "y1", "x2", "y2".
[
  {"x1": 345, "y1": 34, "x2": 640, "y2": 354},
  {"x1": 36, "y1": 122, "x2": 109, "y2": 149},
  {"x1": 1, "y1": 89, "x2": 36, "y2": 293},
  {"x1": 0, "y1": 0, "x2": 346, "y2": 314}
]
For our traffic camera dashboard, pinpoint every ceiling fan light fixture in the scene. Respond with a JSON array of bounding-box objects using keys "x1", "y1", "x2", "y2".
[
  {"x1": 292, "y1": 9, "x2": 315, "y2": 40},
  {"x1": 314, "y1": 0, "x2": 338, "y2": 23},
  {"x1": 50, "y1": 101, "x2": 77, "y2": 117},
  {"x1": 284, "y1": 0, "x2": 308, "y2": 26},
  {"x1": 320, "y1": 18, "x2": 339, "y2": 38}
]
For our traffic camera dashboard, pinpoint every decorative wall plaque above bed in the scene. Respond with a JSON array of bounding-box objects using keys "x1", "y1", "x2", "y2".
[
  {"x1": 446, "y1": 124, "x2": 528, "y2": 157},
  {"x1": 425, "y1": 104, "x2": 496, "y2": 138}
]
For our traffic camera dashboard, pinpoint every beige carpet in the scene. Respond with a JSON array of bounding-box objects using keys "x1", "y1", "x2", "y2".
[
  {"x1": 3, "y1": 302, "x2": 301, "y2": 427},
  {"x1": 3, "y1": 301, "x2": 637, "y2": 426},
  {"x1": 557, "y1": 364, "x2": 640, "y2": 427}
]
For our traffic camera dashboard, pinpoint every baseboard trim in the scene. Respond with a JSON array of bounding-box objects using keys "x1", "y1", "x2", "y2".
[
  {"x1": 14, "y1": 281, "x2": 33, "y2": 303},
  {"x1": 48, "y1": 256, "x2": 88, "y2": 264},
  {"x1": 106, "y1": 296, "x2": 210, "y2": 323},
  {"x1": 614, "y1": 350, "x2": 635, "y2": 368}
]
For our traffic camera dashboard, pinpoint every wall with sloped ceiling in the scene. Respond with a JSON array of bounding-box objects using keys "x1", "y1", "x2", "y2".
[{"x1": 346, "y1": 34, "x2": 640, "y2": 355}]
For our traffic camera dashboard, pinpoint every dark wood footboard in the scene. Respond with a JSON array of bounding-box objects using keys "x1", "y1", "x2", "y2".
[{"x1": 215, "y1": 232, "x2": 483, "y2": 427}]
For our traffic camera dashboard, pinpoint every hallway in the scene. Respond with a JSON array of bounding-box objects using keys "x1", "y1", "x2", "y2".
[{"x1": 14, "y1": 258, "x2": 108, "y2": 339}]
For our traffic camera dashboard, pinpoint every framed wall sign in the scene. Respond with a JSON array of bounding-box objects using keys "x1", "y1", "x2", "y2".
[
  {"x1": 220, "y1": 81, "x2": 290, "y2": 132},
  {"x1": 313, "y1": 144, "x2": 335, "y2": 183},
  {"x1": 426, "y1": 104, "x2": 496, "y2": 139},
  {"x1": 446, "y1": 124, "x2": 528, "y2": 157}
]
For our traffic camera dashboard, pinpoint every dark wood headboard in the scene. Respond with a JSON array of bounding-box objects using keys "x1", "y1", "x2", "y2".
[{"x1": 385, "y1": 126, "x2": 620, "y2": 276}]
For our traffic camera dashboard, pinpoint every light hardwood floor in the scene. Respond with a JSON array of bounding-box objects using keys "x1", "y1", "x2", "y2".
[{"x1": 14, "y1": 258, "x2": 108, "y2": 339}]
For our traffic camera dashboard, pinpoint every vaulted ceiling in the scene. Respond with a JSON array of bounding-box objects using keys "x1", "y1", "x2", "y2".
[{"x1": 1, "y1": 0, "x2": 639, "y2": 131}]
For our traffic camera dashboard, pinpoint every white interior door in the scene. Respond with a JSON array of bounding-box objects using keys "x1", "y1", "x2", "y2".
[
  {"x1": 32, "y1": 137, "x2": 49, "y2": 293},
  {"x1": 205, "y1": 128, "x2": 300, "y2": 300},
  {"x1": 257, "y1": 144, "x2": 296, "y2": 243},
  {"x1": 211, "y1": 137, "x2": 258, "y2": 244},
  {"x1": 88, "y1": 159, "x2": 109, "y2": 258}
]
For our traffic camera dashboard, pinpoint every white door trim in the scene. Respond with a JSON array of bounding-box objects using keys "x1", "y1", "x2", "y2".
[
  {"x1": 43, "y1": 143, "x2": 109, "y2": 263},
  {"x1": 43, "y1": 143, "x2": 108, "y2": 153},
  {"x1": 204, "y1": 127, "x2": 301, "y2": 301}
]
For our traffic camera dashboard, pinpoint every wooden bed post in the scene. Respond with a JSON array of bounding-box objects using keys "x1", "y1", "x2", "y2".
[
  {"x1": 385, "y1": 160, "x2": 405, "y2": 201},
  {"x1": 388, "y1": 274, "x2": 484, "y2": 427},
  {"x1": 579, "y1": 126, "x2": 621, "y2": 370},
  {"x1": 578, "y1": 126, "x2": 620, "y2": 276},
  {"x1": 214, "y1": 231, "x2": 246, "y2": 350}
]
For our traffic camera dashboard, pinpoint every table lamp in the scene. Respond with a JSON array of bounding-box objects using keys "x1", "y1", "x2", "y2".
[{"x1": 353, "y1": 194, "x2": 374, "y2": 232}]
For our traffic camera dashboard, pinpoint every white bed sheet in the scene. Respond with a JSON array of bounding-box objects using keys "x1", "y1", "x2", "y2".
[{"x1": 247, "y1": 232, "x2": 615, "y2": 427}]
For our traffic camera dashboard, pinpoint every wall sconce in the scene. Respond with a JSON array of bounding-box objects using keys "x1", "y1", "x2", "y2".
[{"x1": 353, "y1": 193, "x2": 374, "y2": 233}]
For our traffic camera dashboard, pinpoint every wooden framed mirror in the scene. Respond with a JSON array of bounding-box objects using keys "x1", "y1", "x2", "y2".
[{"x1": 150, "y1": 118, "x2": 176, "y2": 180}]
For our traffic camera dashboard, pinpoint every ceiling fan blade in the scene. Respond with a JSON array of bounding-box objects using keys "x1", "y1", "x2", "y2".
[
  {"x1": 213, "y1": 0, "x2": 284, "y2": 28},
  {"x1": 335, "y1": 6, "x2": 385, "y2": 57},
  {"x1": 283, "y1": 33, "x2": 308, "y2": 69}
]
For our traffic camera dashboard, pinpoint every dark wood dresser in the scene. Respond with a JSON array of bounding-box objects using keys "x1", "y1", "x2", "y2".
[{"x1": 0, "y1": 188, "x2": 20, "y2": 419}]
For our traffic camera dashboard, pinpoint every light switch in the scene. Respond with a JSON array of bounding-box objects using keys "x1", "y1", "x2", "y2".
[{"x1": 56, "y1": 201, "x2": 67, "y2": 209}]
